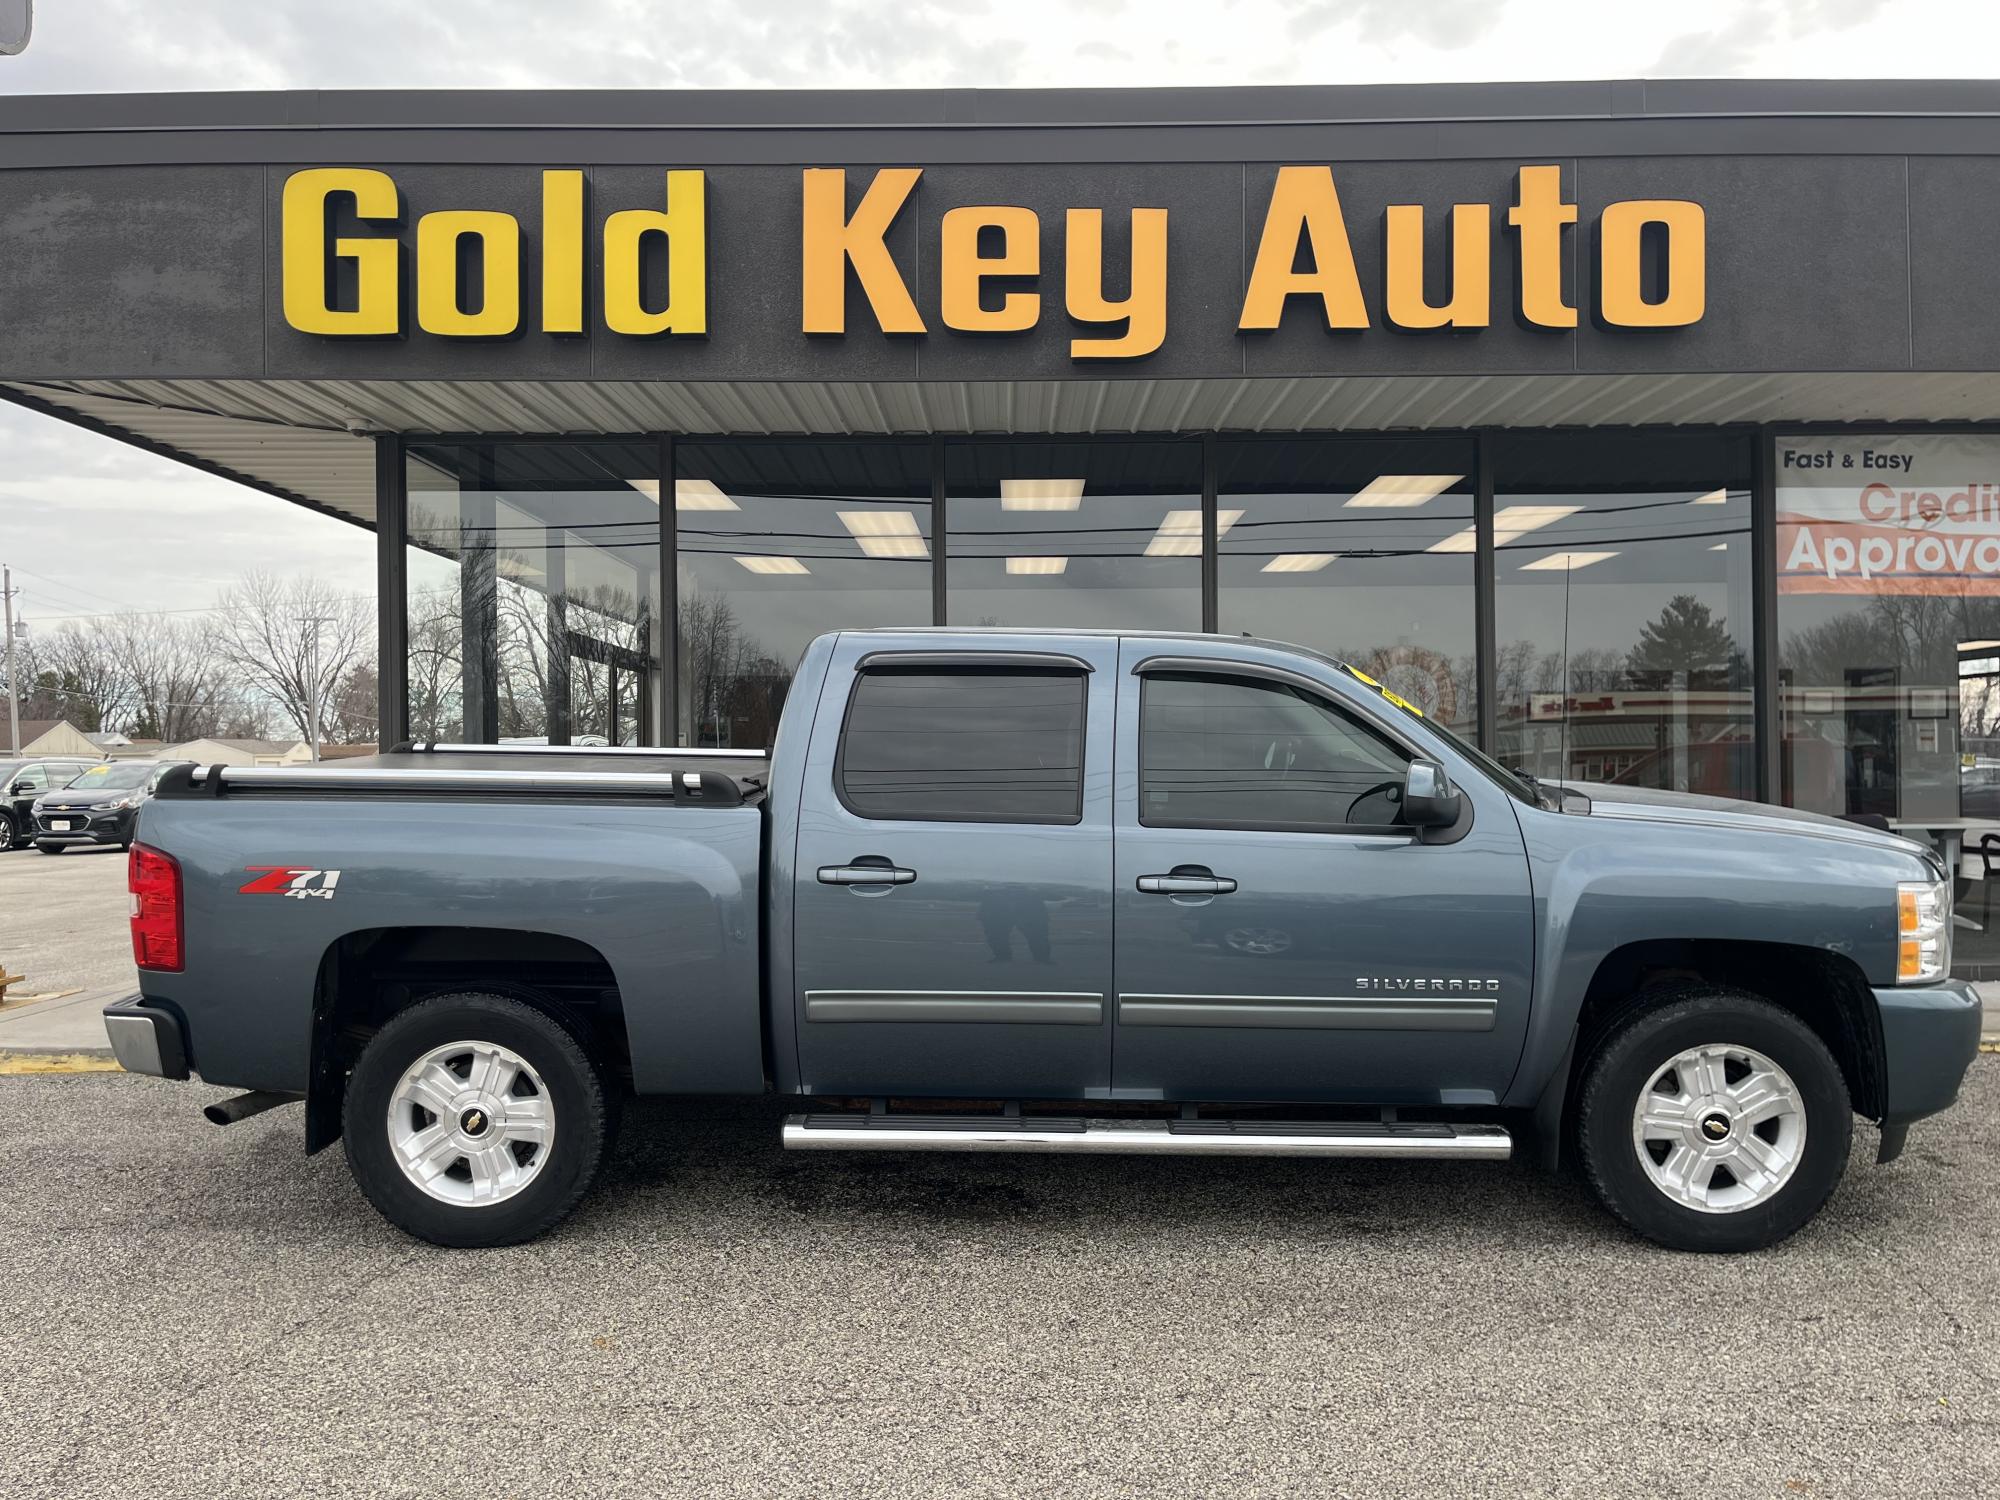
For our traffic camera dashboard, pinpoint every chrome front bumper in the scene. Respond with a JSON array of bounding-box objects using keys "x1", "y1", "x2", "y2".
[{"x1": 101, "y1": 998, "x2": 189, "y2": 1080}]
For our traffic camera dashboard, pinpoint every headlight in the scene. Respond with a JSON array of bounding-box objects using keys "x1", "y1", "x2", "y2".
[
  {"x1": 30, "y1": 798, "x2": 46, "y2": 816},
  {"x1": 102, "y1": 796, "x2": 136, "y2": 811},
  {"x1": 1897, "y1": 877, "x2": 1951, "y2": 984}
]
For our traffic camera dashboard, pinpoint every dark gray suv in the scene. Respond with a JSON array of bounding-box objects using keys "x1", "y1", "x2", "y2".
[{"x1": 0, "y1": 757, "x2": 102, "y2": 852}]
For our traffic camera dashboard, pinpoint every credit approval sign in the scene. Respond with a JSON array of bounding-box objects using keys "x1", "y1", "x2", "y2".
[{"x1": 1777, "y1": 434, "x2": 2000, "y2": 596}]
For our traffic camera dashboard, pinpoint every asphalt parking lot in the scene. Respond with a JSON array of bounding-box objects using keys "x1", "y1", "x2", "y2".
[
  {"x1": 2, "y1": 1062, "x2": 1996, "y2": 1499},
  {"x1": 0, "y1": 843, "x2": 131, "y2": 1000}
]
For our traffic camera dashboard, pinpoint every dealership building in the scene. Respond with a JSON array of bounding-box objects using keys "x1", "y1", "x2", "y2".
[{"x1": 9, "y1": 80, "x2": 2000, "y2": 961}]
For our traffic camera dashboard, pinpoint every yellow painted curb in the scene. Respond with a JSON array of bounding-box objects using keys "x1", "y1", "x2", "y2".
[{"x1": 0, "y1": 1052, "x2": 124, "y2": 1075}]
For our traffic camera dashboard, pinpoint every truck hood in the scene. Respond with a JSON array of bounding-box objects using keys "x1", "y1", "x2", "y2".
[{"x1": 1553, "y1": 780, "x2": 1939, "y2": 866}]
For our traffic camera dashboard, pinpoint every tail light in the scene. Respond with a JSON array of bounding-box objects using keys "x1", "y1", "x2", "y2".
[{"x1": 129, "y1": 842, "x2": 183, "y2": 972}]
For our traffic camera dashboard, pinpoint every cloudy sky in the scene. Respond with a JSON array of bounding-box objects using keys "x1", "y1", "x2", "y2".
[{"x1": 0, "y1": 0, "x2": 1990, "y2": 625}]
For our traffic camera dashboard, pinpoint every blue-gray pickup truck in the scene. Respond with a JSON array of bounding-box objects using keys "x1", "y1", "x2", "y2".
[{"x1": 104, "y1": 629, "x2": 1983, "y2": 1252}]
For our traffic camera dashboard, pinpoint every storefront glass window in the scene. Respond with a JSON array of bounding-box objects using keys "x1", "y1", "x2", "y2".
[
  {"x1": 1493, "y1": 432, "x2": 1756, "y2": 796},
  {"x1": 675, "y1": 440, "x2": 932, "y2": 747},
  {"x1": 404, "y1": 441, "x2": 661, "y2": 745},
  {"x1": 1776, "y1": 432, "x2": 2000, "y2": 973},
  {"x1": 1216, "y1": 437, "x2": 1478, "y2": 740},
  {"x1": 944, "y1": 440, "x2": 1203, "y2": 632}
]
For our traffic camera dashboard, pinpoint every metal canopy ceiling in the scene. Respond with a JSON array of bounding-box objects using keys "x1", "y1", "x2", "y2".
[{"x1": 10, "y1": 371, "x2": 2000, "y2": 532}]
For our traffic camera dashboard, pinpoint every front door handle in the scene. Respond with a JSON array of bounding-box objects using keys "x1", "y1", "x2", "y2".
[
  {"x1": 1137, "y1": 872, "x2": 1237, "y2": 895},
  {"x1": 819, "y1": 862, "x2": 917, "y2": 886}
]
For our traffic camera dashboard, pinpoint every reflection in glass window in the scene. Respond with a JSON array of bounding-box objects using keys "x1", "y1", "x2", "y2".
[
  {"x1": 676, "y1": 441, "x2": 931, "y2": 747},
  {"x1": 1492, "y1": 432, "x2": 1756, "y2": 796},
  {"x1": 945, "y1": 440, "x2": 1202, "y2": 631},
  {"x1": 405, "y1": 442, "x2": 661, "y2": 745},
  {"x1": 1217, "y1": 438, "x2": 1477, "y2": 739}
]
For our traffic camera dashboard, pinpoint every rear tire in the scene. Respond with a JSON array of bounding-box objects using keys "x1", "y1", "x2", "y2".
[
  {"x1": 343, "y1": 991, "x2": 616, "y2": 1248},
  {"x1": 1576, "y1": 987, "x2": 1851, "y2": 1253}
]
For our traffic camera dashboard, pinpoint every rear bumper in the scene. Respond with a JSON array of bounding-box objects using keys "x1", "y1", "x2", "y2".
[
  {"x1": 102, "y1": 998, "x2": 190, "y2": 1080},
  {"x1": 1875, "y1": 979, "x2": 1984, "y2": 1160}
]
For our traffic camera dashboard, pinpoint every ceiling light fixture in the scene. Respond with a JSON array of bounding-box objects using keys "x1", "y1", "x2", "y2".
[
  {"x1": 1344, "y1": 474, "x2": 1464, "y2": 509},
  {"x1": 1001, "y1": 479, "x2": 1086, "y2": 511},
  {"x1": 1689, "y1": 488, "x2": 1730, "y2": 505},
  {"x1": 629, "y1": 478, "x2": 741, "y2": 512},
  {"x1": 1261, "y1": 553, "x2": 1340, "y2": 573},
  {"x1": 735, "y1": 556, "x2": 809, "y2": 575},
  {"x1": 838, "y1": 510, "x2": 929, "y2": 559},
  {"x1": 1145, "y1": 508, "x2": 1242, "y2": 557},
  {"x1": 1519, "y1": 550, "x2": 1620, "y2": 571},
  {"x1": 1007, "y1": 556, "x2": 1069, "y2": 575},
  {"x1": 1428, "y1": 504, "x2": 1584, "y2": 554}
]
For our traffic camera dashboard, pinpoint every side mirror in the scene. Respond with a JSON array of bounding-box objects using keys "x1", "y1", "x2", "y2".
[
  {"x1": 8, "y1": 781, "x2": 29, "y2": 797},
  {"x1": 1403, "y1": 758, "x2": 1461, "y2": 829}
]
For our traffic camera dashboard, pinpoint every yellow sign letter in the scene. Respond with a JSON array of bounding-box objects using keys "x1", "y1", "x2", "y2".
[
  {"x1": 604, "y1": 169, "x2": 708, "y2": 337},
  {"x1": 940, "y1": 206, "x2": 1040, "y2": 333},
  {"x1": 1508, "y1": 165, "x2": 1577, "y2": 329},
  {"x1": 801, "y1": 168, "x2": 925, "y2": 335},
  {"x1": 542, "y1": 169, "x2": 586, "y2": 336},
  {"x1": 1238, "y1": 166, "x2": 1368, "y2": 332},
  {"x1": 281, "y1": 167, "x2": 401, "y2": 336},
  {"x1": 415, "y1": 211, "x2": 522, "y2": 338},
  {"x1": 1066, "y1": 208, "x2": 1167, "y2": 359},
  {"x1": 1598, "y1": 199, "x2": 1706, "y2": 328},
  {"x1": 1384, "y1": 202, "x2": 1491, "y2": 331}
]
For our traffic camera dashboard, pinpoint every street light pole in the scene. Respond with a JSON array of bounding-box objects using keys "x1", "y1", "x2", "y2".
[
  {"x1": 2, "y1": 564, "x2": 19, "y2": 757},
  {"x1": 306, "y1": 615, "x2": 326, "y2": 763}
]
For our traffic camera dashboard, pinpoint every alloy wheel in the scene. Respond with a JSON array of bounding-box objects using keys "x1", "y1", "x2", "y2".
[{"x1": 1630, "y1": 1042, "x2": 1806, "y2": 1214}]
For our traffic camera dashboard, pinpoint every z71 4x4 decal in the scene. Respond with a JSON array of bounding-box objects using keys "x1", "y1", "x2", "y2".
[{"x1": 239, "y1": 867, "x2": 342, "y2": 901}]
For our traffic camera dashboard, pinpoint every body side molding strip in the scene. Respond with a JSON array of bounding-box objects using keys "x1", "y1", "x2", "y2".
[
  {"x1": 804, "y1": 991, "x2": 1106, "y2": 1024},
  {"x1": 1118, "y1": 993, "x2": 1497, "y2": 1032}
]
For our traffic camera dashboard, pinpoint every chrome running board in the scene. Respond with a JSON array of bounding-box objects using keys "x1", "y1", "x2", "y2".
[{"x1": 782, "y1": 1113, "x2": 1511, "y2": 1160}]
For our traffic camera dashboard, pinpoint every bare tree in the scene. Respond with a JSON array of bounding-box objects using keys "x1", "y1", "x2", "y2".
[
  {"x1": 101, "y1": 613, "x2": 233, "y2": 741},
  {"x1": 210, "y1": 571, "x2": 374, "y2": 743},
  {"x1": 17, "y1": 620, "x2": 130, "y2": 732}
]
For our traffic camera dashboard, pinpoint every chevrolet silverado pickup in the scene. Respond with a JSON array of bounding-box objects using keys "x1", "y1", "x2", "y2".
[{"x1": 103, "y1": 629, "x2": 1984, "y2": 1252}]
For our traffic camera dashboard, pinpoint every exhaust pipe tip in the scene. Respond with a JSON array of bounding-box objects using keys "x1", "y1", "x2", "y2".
[{"x1": 203, "y1": 1090, "x2": 302, "y2": 1127}]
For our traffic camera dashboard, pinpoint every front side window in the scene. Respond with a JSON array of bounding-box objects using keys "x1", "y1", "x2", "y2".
[
  {"x1": 837, "y1": 668, "x2": 1086, "y2": 824},
  {"x1": 1140, "y1": 672, "x2": 1410, "y2": 831},
  {"x1": 12, "y1": 764, "x2": 47, "y2": 792}
]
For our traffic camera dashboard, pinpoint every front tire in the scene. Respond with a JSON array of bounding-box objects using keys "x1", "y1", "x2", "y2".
[
  {"x1": 35, "y1": 843, "x2": 62, "y2": 855},
  {"x1": 1576, "y1": 987, "x2": 1852, "y2": 1253},
  {"x1": 343, "y1": 992, "x2": 615, "y2": 1248},
  {"x1": 0, "y1": 814, "x2": 16, "y2": 852}
]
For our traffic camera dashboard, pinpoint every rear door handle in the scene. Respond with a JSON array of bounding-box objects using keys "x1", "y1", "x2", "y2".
[
  {"x1": 1137, "y1": 873, "x2": 1237, "y2": 895},
  {"x1": 819, "y1": 863, "x2": 917, "y2": 886}
]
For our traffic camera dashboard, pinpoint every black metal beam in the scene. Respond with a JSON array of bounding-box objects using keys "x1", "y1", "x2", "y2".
[
  {"x1": 1474, "y1": 433, "x2": 1497, "y2": 754},
  {"x1": 1201, "y1": 433, "x2": 1219, "y2": 634},
  {"x1": 659, "y1": 431, "x2": 678, "y2": 744},
  {"x1": 1751, "y1": 425, "x2": 1781, "y2": 804},
  {"x1": 372, "y1": 434, "x2": 407, "y2": 752}
]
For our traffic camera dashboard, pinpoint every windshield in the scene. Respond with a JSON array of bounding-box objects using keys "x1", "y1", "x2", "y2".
[{"x1": 63, "y1": 763, "x2": 154, "y2": 791}]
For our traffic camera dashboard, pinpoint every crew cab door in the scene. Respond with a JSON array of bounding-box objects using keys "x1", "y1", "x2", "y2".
[
  {"x1": 1110, "y1": 644, "x2": 1535, "y2": 1104},
  {"x1": 792, "y1": 636, "x2": 1116, "y2": 1098}
]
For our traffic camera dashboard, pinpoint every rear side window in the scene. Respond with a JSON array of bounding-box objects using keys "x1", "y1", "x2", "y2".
[
  {"x1": 838, "y1": 668, "x2": 1086, "y2": 823},
  {"x1": 1140, "y1": 672, "x2": 1409, "y2": 831}
]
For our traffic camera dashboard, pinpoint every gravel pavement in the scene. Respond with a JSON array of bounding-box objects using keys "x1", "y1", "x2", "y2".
[{"x1": 2, "y1": 1062, "x2": 1996, "y2": 1499}]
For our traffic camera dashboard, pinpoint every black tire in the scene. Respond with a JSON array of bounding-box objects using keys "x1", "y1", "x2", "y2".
[
  {"x1": 0, "y1": 814, "x2": 16, "y2": 852},
  {"x1": 35, "y1": 843, "x2": 63, "y2": 855},
  {"x1": 342, "y1": 991, "x2": 616, "y2": 1248},
  {"x1": 1576, "y1": 986, "x2": 1852, "y2": 1253}
]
